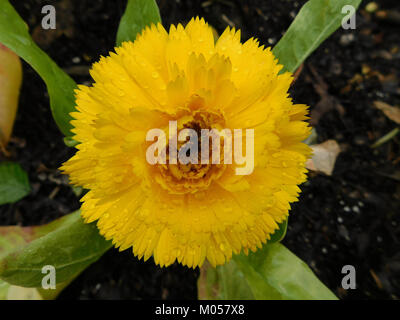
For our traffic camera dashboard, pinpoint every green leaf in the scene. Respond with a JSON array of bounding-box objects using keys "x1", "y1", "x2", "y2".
[
  {"x1": 37, "y1": 279, "x2": 74, "y2": 300},
  {"x1": 0, "y1": 162, "x2": 30, "y2": 205},
  {"x1": 199, "y1": 243, "x2": 337, "y2": 300},
  {"x1": 0, "y1": 279, "x2": 42, "y2": 300},
  {"x1": 273, "y1": 0, "x2": 362, "y2": 73},
  {"x1": 0, "y1": 279, "x2": 10, "y2": 299},
  {"x1": 0, "y1": 1, "x2": 77, "y2": 137},
  {"x1": 63, "y1": 136, "x2": 79, "y2": 148},
  {"x1": 0, "y1": 277, "x2": 69, "y2": 300},
  {"x1": 198, "y1": 261, "x2": 254, "y2": 300},
  {"x1": 268, "y1": 218, "x2": 288, "y2": 244},
  {"x1": 0, "y1": 276, "x2": 75, "y2": 300},
  {"x1": 116, "y1": 0, "x2": 161, "y2": 46},
  {"x1": 0, "y1": 211, "x2": 112, "y2": 288}
]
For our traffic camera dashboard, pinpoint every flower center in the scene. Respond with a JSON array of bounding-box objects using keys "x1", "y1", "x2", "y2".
[{"x1": 154, "y1": 109, "x2": 227, "y2": 194}]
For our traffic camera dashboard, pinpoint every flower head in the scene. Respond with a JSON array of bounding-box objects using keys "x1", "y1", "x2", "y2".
[{"x1": 61, "y1": 17, "x2": 311, "y2": 268}]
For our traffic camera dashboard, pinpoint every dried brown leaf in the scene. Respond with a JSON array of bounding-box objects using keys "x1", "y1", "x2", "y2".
[
  {"x1": 374, "y1": 101, "x2": 400, "y2": 124},
  {"x1": 306, "y1": 140, "x2": 341, "y2": 175}
]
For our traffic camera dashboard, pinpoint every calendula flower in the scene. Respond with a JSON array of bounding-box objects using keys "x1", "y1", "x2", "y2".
[{"x1": 61, "y1": 17, "x2": 311, "y2": 268}]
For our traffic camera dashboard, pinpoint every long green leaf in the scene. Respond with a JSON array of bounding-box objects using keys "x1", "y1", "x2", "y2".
[
  {"x1": 0, "y1": 211, "x2": 112, "y2": 288},
  {"x1": 273, "y1": 0, "x2": 362, "y2": 73},
  {"x1": 116, "y1": 0, "x2": 161, "y2": 46},
  {"x1": 199, "y1": 243, "x2": 337, "y2": 300},
  {"x1": 0, "y1": 162, "x2": 30, "y2": 205},
  {"x1": 0, "y1": 0, "x2": 77, "y2": 137}
]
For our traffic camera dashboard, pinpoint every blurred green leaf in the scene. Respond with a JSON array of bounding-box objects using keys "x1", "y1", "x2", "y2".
[
  {"x1": 0, "y1": 211, "x2": 112, "y2": 288},
  {"x1": 116, "y1": 0, "x2": 161, "y2": 46},
  {"x1": 0, "y1": 0, "x2": 77, "y2": 137},
  {"x1": 0, "y1": 275, "x2": 75, "y2": 300},
  {"x1": 0, "y1": 162, "x2": 30, "y2": 205},
  {"x1": 0, "y1": 44, "x2": 22, "y2": 150},
  {"x1": 273, "y1": 0, "x2": 362, "y2": 73},
  {"x1": 0, "y1": 279, "x2": 42, "y2": 300},
  {"x1": 199, "y1": 243, "x2": 337, "y2": 300},
  {"x1": 0, "y1": 277, "x2": 70, "y2": 300},
  {"x1": 0, "y1": 279, "x2": 10, "y2": 299}
]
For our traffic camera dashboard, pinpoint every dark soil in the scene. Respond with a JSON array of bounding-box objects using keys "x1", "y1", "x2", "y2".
[{"x1": 1, "y1": 0, "x2": 399, "y2": 300}]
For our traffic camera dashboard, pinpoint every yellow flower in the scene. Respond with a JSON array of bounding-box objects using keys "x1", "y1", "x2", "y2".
[{"x1": 61, "y1": 17, "x2": 311, "y2": 268}]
